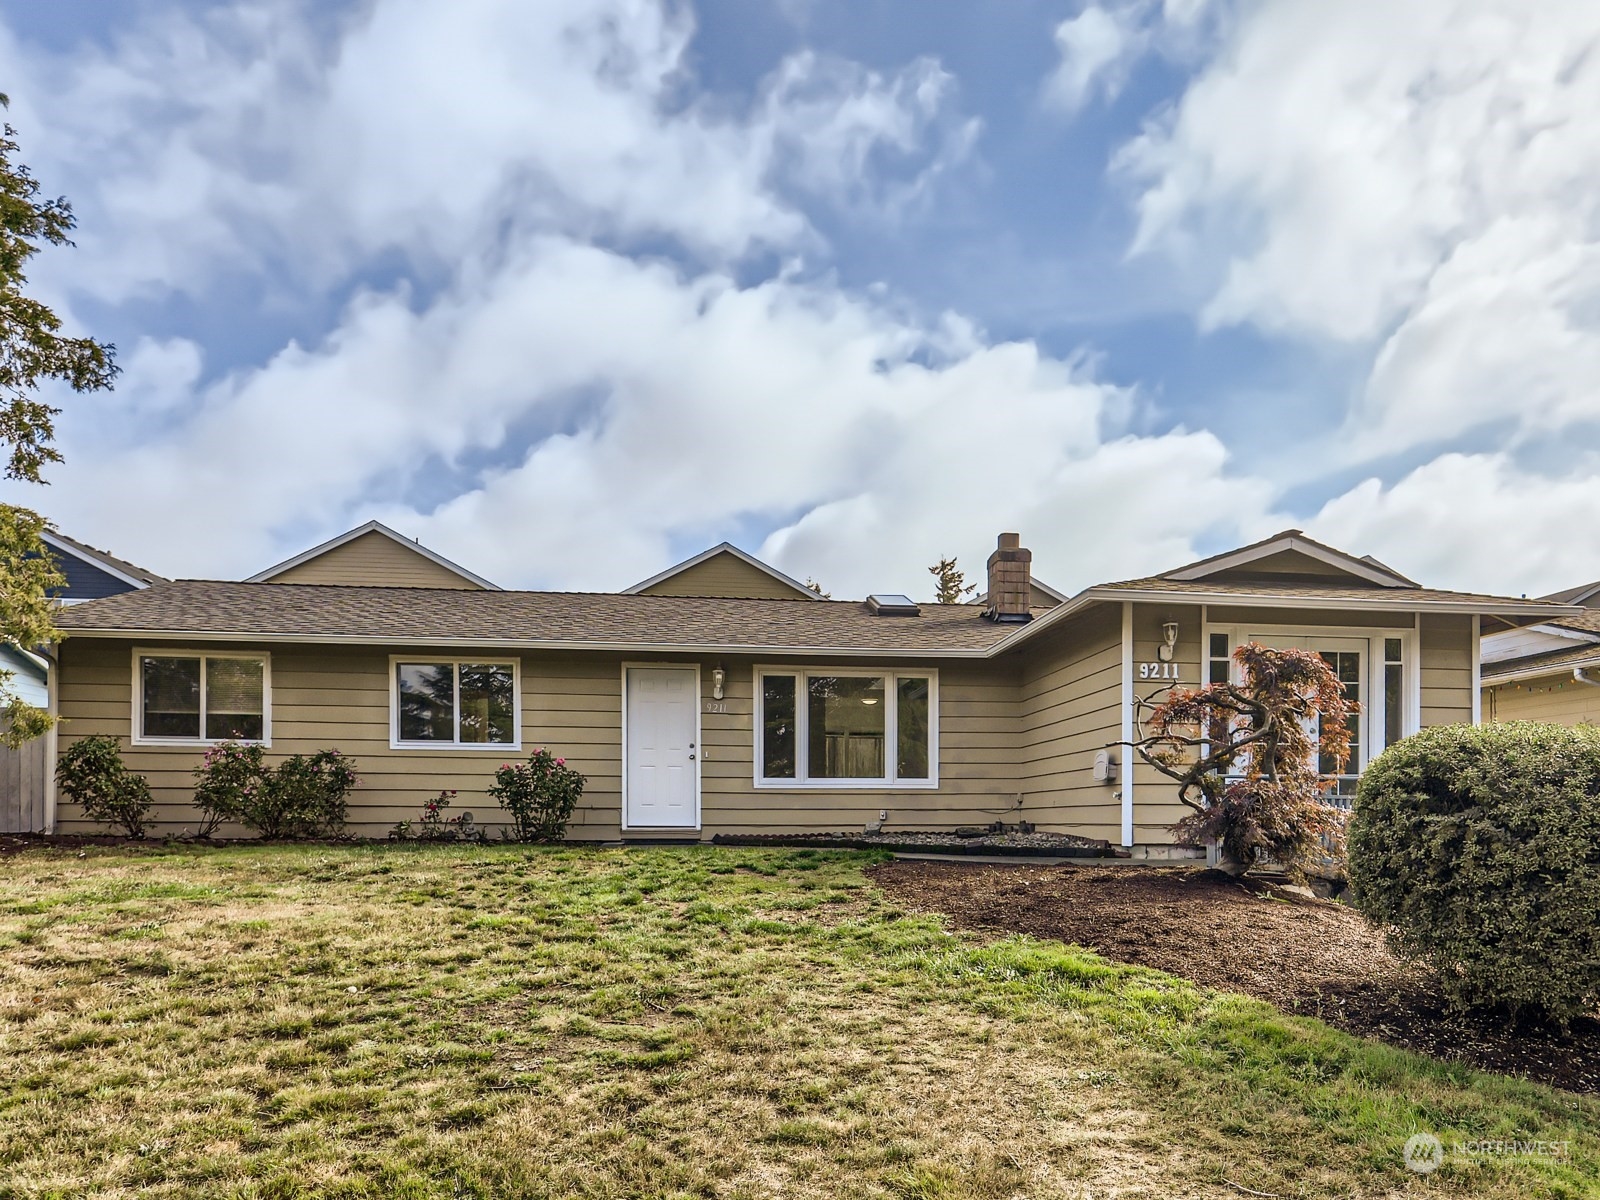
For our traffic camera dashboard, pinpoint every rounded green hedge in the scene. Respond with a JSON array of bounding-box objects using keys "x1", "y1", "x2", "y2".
[{"x1": 1348, "y1": 721, "x2": 1600, "y2": 1024}]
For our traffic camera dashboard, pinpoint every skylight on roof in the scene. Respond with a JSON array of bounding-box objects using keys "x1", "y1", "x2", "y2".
[{"x1": 867, "y1": 594, "x2": 920, "y2": 616}]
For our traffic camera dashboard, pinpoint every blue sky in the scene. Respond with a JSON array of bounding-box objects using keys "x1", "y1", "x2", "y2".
[{"x1": 4, "y1": 0, "x2": 1599, "y2": 598}]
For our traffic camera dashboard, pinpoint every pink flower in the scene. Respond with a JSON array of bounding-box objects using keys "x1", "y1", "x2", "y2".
[{"x1": 555, "y1": 758, "x2": 565, "y2": 766}]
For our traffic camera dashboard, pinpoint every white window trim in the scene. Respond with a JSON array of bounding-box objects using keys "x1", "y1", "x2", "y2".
[
  {"x1": 130, "y1": 647, "x2": 272, "y2": 747},
  {"x1": 752, "y1": 665, "x2": 939, "y2": 789},
  {"x1": 389, "y1": 654, "x2": 522, "y2": 751}
]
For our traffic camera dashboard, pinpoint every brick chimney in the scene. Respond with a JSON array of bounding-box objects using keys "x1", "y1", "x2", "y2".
[{"x1": 985, "y1": 533, "x2": 1032, "y2": 623}]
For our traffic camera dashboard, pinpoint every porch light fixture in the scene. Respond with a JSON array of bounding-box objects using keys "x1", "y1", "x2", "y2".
[
  {"x1": 711, "y1": 667, "x2": 726, "y2": 700},
  {"x1": 1158, "y1": 620, "x2": 1179, "y2": 662}
]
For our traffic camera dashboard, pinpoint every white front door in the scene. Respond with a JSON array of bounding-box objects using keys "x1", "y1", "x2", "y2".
[{"x1": 624, "y1": 666, "x2": 699, "y2": 829}]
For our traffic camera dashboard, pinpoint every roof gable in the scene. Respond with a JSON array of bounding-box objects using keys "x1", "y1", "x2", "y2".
[
  {"x1": 1161, "y1": 530, "x2": 1418, "y2": 588},
  {"x1": 1542, "y1": 579, "x2": 1600, "y2": 607},
  {"x1": 248, "y1": 521, "x2": 498, "y2": 590},
  {"x1": 625, "y1": 543, "x2": 820, "y2": 600}
]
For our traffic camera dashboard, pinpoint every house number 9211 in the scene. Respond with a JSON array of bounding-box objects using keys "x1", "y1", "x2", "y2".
[{"x1": 1138, "y1": 662, "x2": 1181, "y2": 681}]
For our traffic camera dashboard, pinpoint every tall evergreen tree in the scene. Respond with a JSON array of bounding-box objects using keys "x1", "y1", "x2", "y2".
[
  {"x1": 0, "y1": 95, "x2": 117, "y2": 745},
  {"x1": 928, "y1": 555, "x2": 976, "y2": 604}
]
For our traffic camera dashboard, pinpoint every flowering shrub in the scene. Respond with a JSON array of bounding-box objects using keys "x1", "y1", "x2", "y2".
[
  {"x1": 390, "y1": 789, "x2": 484, "y2": 842},
  {"x1": 267, "y1": 750, "x2": 359, "y2": 839},
  {"x1": 191, "y1": 743, "x2": 359, "y2": 839},
  {"x1": 193, "y1": 742, "x2": 266, "y2": 837},
  {"x1": 56, "y1": 735, "x2": 153, "y2": 838},
  {"x1": 488, "y1": 748, "x2": 585, "y2": 841}
]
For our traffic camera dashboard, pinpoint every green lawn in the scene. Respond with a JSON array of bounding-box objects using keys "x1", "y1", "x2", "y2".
[{"x1": 0, "y1": 845, "x2": 1595, "y2": 1199}]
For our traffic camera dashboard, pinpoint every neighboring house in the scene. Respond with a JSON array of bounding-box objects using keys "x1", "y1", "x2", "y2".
[
  {"x1": 42, "y1": 529, "x2": 166, "y2": 602},
  {"x1": 0, "y1": 645, "x2": 48, "y2": 708},
  {"x1": 1481, "y1": 578, "x2": 1600, "y2": 725},
  {"x1": 3, "y1": 530, "x2": 164, "y2": 833},
  {"x1": 49, "y1": 526, "x2": 1571, "y2": 850}
]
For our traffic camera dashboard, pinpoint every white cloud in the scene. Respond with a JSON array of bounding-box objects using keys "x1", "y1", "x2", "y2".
[
  {"x1": 36, "y1": 235, "x2": 1269, "y2": 595},
  {"x1": 2, "y1": 0, "x2": 1275, "y2": 597},
  {"x1": 1043, "y1": 0, "x2": 1216, "y2": 114},
  {"x1": 1306, "y1": 453, "x2": 1600, "y2": 597},
  {"x1": 4, "y1": 0, "x2": 975, "y2": 304},
  {"x1": 1119, "y1": 0, "x2": 1600, "y2": 457},
  {"x1": 1044, "y1": 5, "x2": 1147, "y2": 114}
]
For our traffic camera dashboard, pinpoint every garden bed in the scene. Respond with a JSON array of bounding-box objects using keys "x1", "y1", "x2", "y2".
[
  {"x1": 0, "y1": 832, "x2": 148, "y2": 856},
  {"x1": 712, "y1": 829, "x2": 1117, "y2": 857},
  {"x1": 872, "y1": 860, "x2": 1600, "y2": 1095}
]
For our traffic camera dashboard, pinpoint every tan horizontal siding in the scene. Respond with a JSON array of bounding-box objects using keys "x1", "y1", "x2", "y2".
[
  {"x1": 698, "y1": 657, "x2": 1021, "y2": 834},
  {"x1": 268, "y1": 531, "x2": 482, "y2": 589},
  {"x1": 1485, "y1": 678, "x2": 1600, "y2": 725},
  {"x1": 1015, "y1": 604, "x2": 1124, "y2": 842},
  {"x1": 636, "y1": 554, "x2": 809, "y2": 600},
  {"x1": 56, "y1": 641, "x2": 1022, "y2": 840},
  {"x1": 1420, "y1": 614, "x2": 1472, "y2": 727},
  {"x1": 1208, "y1": 605, "x2": 1410, "y2": 630}
]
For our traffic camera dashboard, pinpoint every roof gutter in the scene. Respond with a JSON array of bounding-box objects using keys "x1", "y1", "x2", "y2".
[
  {"x1": 1483, "y1": 653, "x2": 1600, "y2": 686},
  {"x1": 986, "y1": 587, "x2": 1580, "y2": 655}
]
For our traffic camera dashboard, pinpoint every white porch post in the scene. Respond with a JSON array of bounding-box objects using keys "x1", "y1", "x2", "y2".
[
  {"x1": 1471, "y1": 613, "x2": 1482, "y2": 725},
  {"x1": 1120, "y1": 601, "x2": 1134, "y2": 848}
]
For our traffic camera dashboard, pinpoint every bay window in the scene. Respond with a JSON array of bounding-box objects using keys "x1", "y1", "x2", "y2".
[
  {"x1": 392, "y1": 658, "x2": 519, "y2": 749},
  {"x1": 135, "y1": 650, "x2": 269, "y2": 744},
  {"x1": 755, "y1": 667, "x2": 937, "y2": 787}
]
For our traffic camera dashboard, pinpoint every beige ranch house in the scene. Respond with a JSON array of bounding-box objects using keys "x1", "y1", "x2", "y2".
[{"x1": 49, "y1": 523, "x2": 1574, "y2": 853}]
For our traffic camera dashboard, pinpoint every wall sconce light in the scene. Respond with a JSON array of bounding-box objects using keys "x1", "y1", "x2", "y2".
[
  {"x1": 711, "y1": 666, "x2": 726, "y2": 701},
  {"x1": 1158, "y1": 620, "x2": 1179, "y2": 662}
]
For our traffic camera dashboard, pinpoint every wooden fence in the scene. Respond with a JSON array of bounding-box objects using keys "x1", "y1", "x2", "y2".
[{"x1": 0, "y1": 734, "x2": 49, "y2": 833}]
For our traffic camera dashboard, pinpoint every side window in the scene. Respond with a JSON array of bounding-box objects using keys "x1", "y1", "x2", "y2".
[
  {"x1": 137, "y1": 653, "x2": 268, "y2": 744},
  {"x1": 393, "y1": 660, "x2": 518, "y2": 748}
]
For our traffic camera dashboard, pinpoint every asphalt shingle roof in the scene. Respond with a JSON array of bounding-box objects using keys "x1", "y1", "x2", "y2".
[
  {"x1": 1549, "y1": 609, "x2": 1600, "y2": 635},
  {"x1": 1089, "y1": 576, "x2": 1569, "y2": 611},
  {"x1": 46, "y1": 531, "x2": 167, "y2": 584},
  {"x1": 56, "y1": 580, "x2": 1024, "y2": 654},
  {"x1": 55, "y1": 573, "x2": 1572, "y2": 657},
  {"x1": 1482, "y1": 640, "x2": 1600, "y2": 680}
]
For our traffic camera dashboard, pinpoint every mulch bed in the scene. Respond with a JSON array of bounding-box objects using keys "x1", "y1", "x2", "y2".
[{"x1": 871, "y1": 860, "x2": 1600, "y2": 1095}]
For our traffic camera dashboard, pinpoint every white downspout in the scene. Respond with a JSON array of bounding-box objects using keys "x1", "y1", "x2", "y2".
[
  {"x1": 1575, "y1": 668, "x2": 1600, "y2": 688},
  {"x1": 43, "y1": 643, "x2": 59, "y2": 834}
]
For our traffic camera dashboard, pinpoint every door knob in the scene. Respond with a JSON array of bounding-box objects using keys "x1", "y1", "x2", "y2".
[{"x1": 689, "y1": 753, "x2": 696, "y2": 761}]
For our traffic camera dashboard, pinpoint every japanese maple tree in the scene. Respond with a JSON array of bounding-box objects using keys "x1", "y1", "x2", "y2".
[{"x1": 1132, "y1": 642, "x2": 1354, "y2": 875}]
